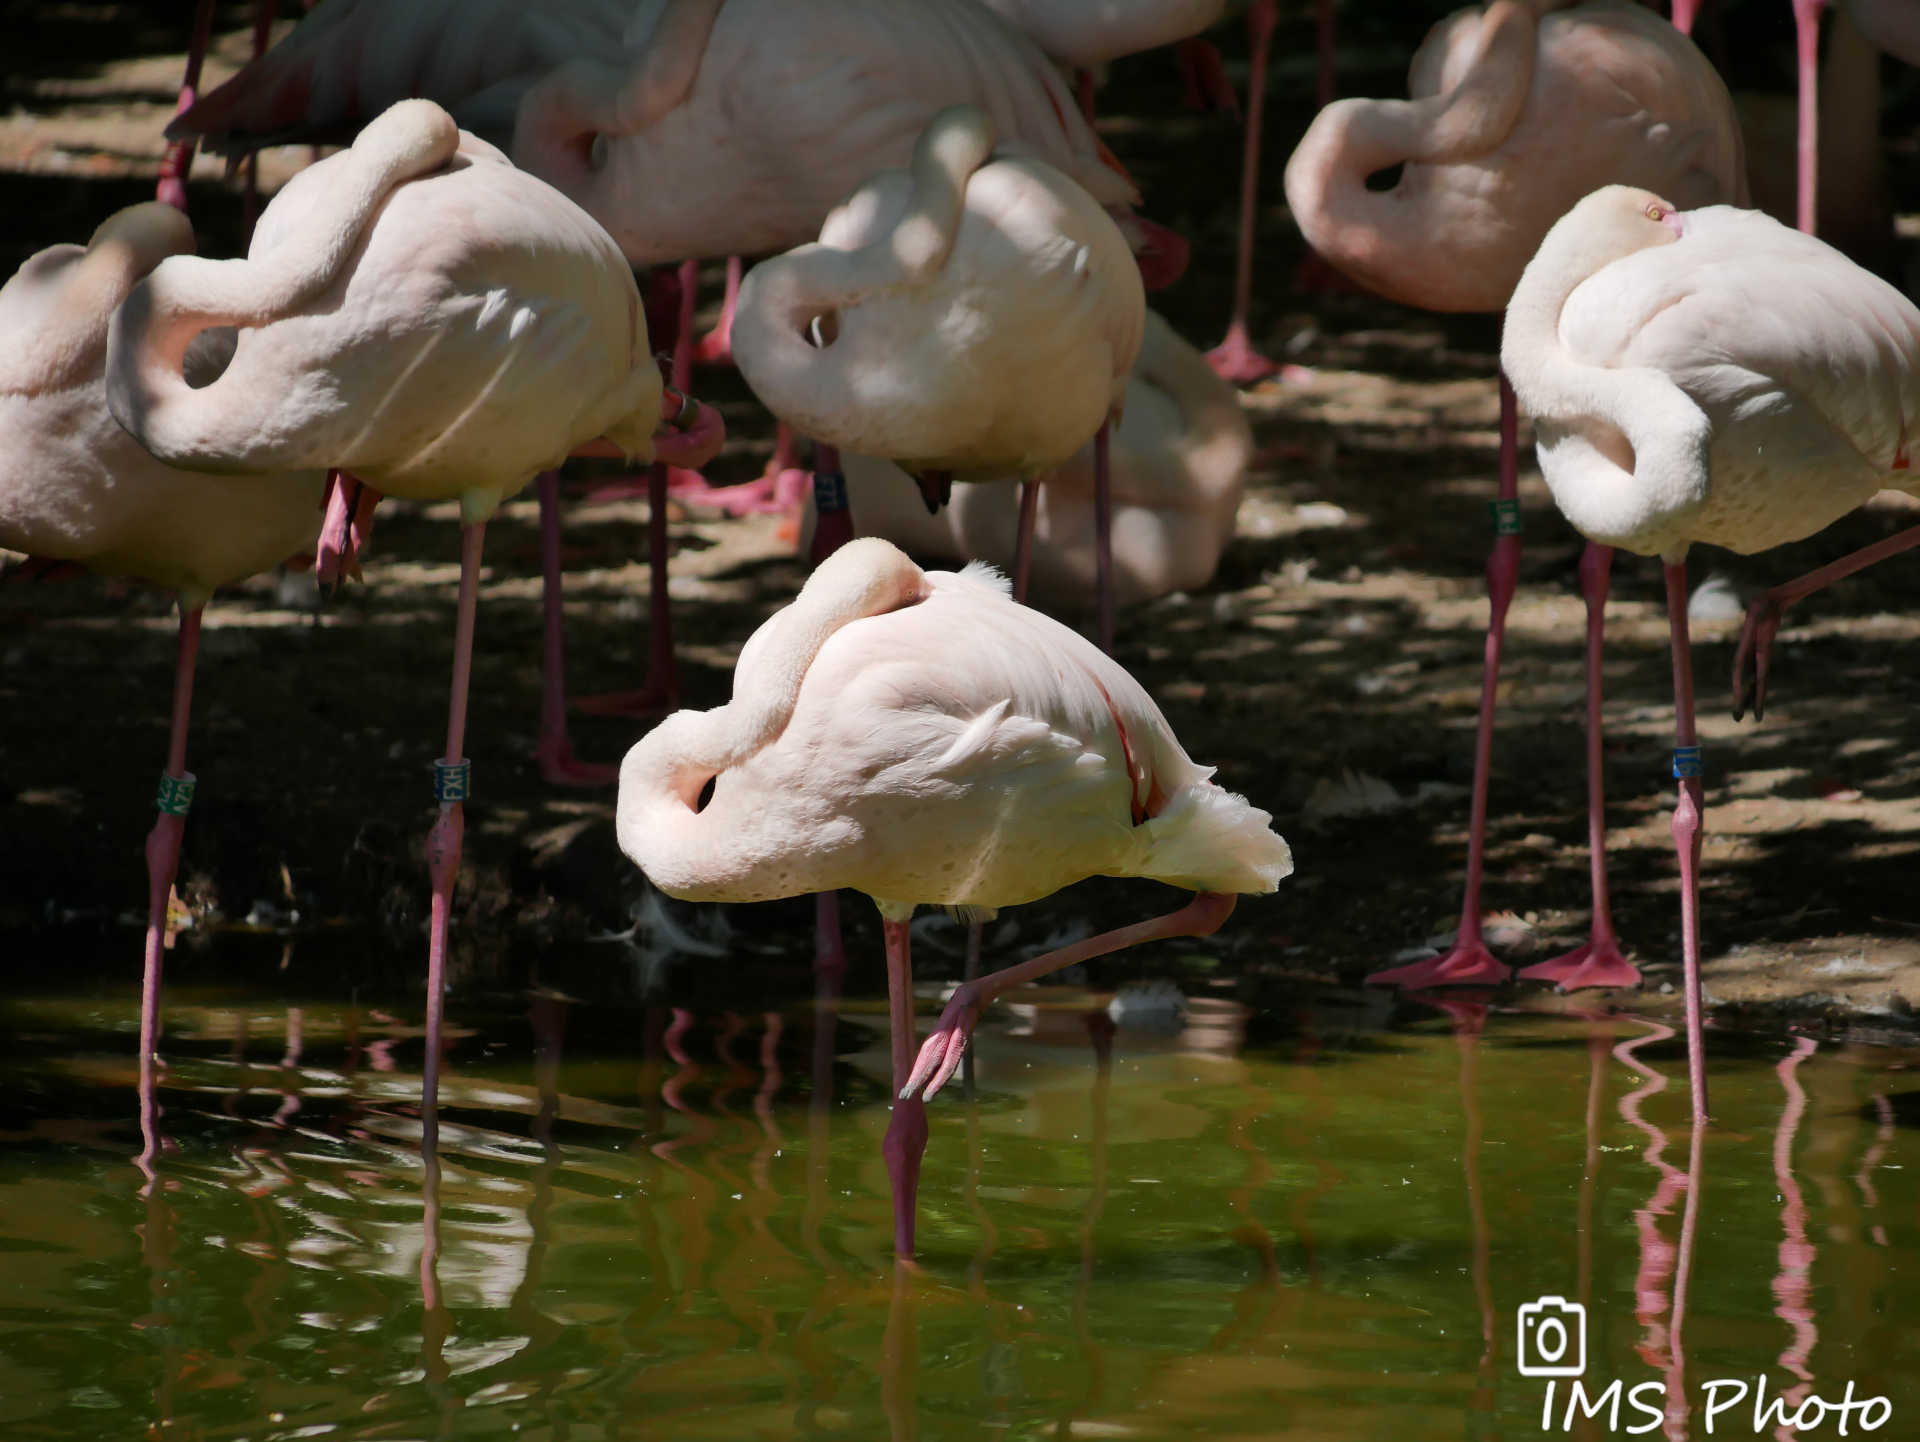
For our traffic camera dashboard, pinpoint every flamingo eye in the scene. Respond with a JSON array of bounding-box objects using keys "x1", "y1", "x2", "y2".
[{"x1": 1646, "y1": 203, "x2": 1665, "y2": 221}]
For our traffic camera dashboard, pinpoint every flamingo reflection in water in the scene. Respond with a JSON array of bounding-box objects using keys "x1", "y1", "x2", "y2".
[{"x1": 1770, "y1": 1036, "x2": 1821, "y2": 1437}]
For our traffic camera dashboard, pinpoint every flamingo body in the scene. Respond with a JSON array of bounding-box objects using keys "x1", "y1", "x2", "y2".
[
  {"x1": 173, "y1": 0, "x2": 1137, "y2": 268},
  {"x1": 1285, "y1": 0, "x2": 1744, "y2": 313},
  {"x1": 617, "y1": 538, "x2": 1290, "y2": 913},
  {"x1": 1503, "y1": 188, "x2": 1920, "y2": 559},
  {"x1": 979, "y1": 0, "x2": 1225, "y2": 66},
  {"x1": 806, "y1": 310, "x2": 1249, "y2": 603},
  {"x1": 0, "y1": 205, "x2": 324, "y2": 608},
  {"x1": 733, "y1": 106, "x2": 1145, "y2": 478},
  {"x1": 109, "y1": 104, "x2": 659, "y2": 520}
]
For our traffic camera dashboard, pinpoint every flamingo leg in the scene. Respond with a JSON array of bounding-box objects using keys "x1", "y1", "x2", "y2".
[
  {"x1": 1094, "y1": 425, "x2": 1115, "y2": 653},
  {"x1": 1733, "y1": 521, "x2": 1920, "y2": 720},
  {"x1": 535, "y1": 471, "x2": 619, "y2": 786},
  {"x1": 1369, "y1": 376, "x2": 1523, "y2": 987},
  {"x1": 155, "y1": 0, "x2": 217, "y2": 211},
  {"x1": 237, "y1": 0, "x2": 275, "y2": 245},
  {"x1": 694, "y1": 255, "x2": 743, "y2": 367},
  {"x1": 808, "y1": 441, "x2": 855, "y2": 566},
  {"x1": 569, "y1": 462, "x2": 682, "y2": 717},
  {"x1": 1793, "y1": 0, "x2": 1825, "y2": 235},
  {"x1": 904, "y1": 892, "x2": 1237, "y2": 1103},
  {"x1": 1206, "y1": 0, "x2": 1279, "y2": 384},
  {"x1": 423, "y1": 520, "x2": 485, "y2": 1117},
  {"x1": 1663, "y1": 558, "x2": 1710, "y2": 1126},
  {"x1": 1518, "y1": 543, "x2": 1639, "y2": 990},
  {"x1": 137, "y1": 601, "x2": 203, "y2": 1173},
  {"x1": 1669, "y1": 0, "x2": 1701, "y2": 34},
  {"x1": 881, "y1": 917, "x2": 928, "y2": 1261},
  {"x1": 672, "y1": 258, "x2": 699, "y2": 393},
  {"x1": 1011, "y1": 477, "x2": 1041, "y2": 604}
]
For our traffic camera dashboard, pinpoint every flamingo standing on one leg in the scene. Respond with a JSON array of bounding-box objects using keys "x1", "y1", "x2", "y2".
[
  {"x1": 615, "y1": 537, "x2": 1291, "y2": 1258},
  {"x1": 105, "y1": 100, "x2": 708, "y2": 1114},
  {"x1": 731, "y1": 105, "x2": 1145, "y2": 652},
  {"x1": 1285, "y1": 0, "x2": 1744, "y2": 992},
  {"x1": 1500, "y1": 184, "x2": 1920, "y2": 1121},
  {"x1": 0, "y1": 207, "x2": 327, "y2": 1168}
]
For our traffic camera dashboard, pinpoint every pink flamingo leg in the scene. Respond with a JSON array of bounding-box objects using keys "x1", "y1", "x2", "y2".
[
  {"x1": 570, "y1": 462, "x2": 682, "y2": 717},
  {"x1": 1011, "y1": 477, "x2": 1041, "y2": 604},
  {"x1": 137, "y1": 602, "x2": 203, "y2": 1173},
  {"x1": 904, "y1": 892, "x2": 1237, "y2": 1103},
  {"x1": 1369, "y1": 377, "x2": 1523, "y2": 987},
  {"x1": 809, "y1": 441, "x2": 856, "y2": 566},
  {"x1": 1172, "y1": 39, "x2": 1238, "y2": 115},
  {"x1": 880, "y1": 917, "x2": 929, "y2": 1261},
  {"x1": 1094, "y1": 424, "x2": 1114, "y2": 652},
  {"x1": 1793, "y1": 0, "x2": 1825, "y2": 235},
  {"x1": 694, "y1": 256, "x2": 742, "y2": 367},
  {"x1": 1520, "y1": 543, "x2": 1640, "y2": 989},
  {"x1": 1733, "y1": 521, "x2": 1920, "y2": 720},
  {"x1": 155, "y1": 0, "x2": 216, "y2": 211},
  {"x1": 237, "y1": 0, "x2": 275, "y2": 245},
  {"x1": 534, "y1": 471, "x2": 618, "y2": 786},
  {"x1": 1663, "y1": 558, "x2": 1710, "y2": 1126},
  {"x1": 423, "y1": 521, "x2": 485, "y2": 1116},
  {"x1": 1206, "y1": 0, "x2": 1280, "y2": 385}
]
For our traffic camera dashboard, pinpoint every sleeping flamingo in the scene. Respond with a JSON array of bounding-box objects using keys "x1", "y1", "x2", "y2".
[
  {"x1": 804, "y1": 309, "x2": 1250, "y2": 607},
  {"x1": 1287, "y1": 0, "x2": 1743, "y2": 993},
  {"x1": 0, "y1": 205, "x2": 327, "y2": 1165},
  {"x1": 1500, "y1": 184, "x2": 1920, "y2": 1123},
  {"x1": 731, "y1": 104, "x2": 1145, "y2": 647},
  {"x1": 106, "y1": 99, "x2": 712, "y2": 1114},
  {"x1": 616, "y1": 537, "x2": 1291, "y2": 1257}
]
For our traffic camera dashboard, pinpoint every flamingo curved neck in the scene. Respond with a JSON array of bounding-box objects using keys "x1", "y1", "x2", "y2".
[
  {"x1": 1501, "y1": 202, "x2": 1711, "y2": 556},
  {"x1": 617, "y1": 539, "x2": 932, "y2": 889},
  {"x1": 105, "y1": 100, "x2": 459, "y2": 472},
  {"x1": 0, "y1": 204, "x2": 191, "y2": 397}
]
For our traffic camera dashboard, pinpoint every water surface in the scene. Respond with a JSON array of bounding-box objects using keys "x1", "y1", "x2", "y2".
[{"x1": 2, "y1": 955, "x2": 1915, "y2": 1440}]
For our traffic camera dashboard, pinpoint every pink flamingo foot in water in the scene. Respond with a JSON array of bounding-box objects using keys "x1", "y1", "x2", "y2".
[
  {"x1": 1367, "y1": 931, "x2": 1511, "y2": 989},
  {"x1": 1518, "y1": 937, "x2": 1640, "y2": 992},
  {"x1": 902, "y1": 892, "x2": 1236, "y2": 1104}
]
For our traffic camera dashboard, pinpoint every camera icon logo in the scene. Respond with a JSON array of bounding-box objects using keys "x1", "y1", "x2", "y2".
[{"x1": 1517, "y1": 1296, "x2": 1586, "y2": 1377}]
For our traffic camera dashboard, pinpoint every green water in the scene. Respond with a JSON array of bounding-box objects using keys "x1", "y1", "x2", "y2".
[{"x1": 3, "y1": 966, "x2": 1916, "y2": 1441}]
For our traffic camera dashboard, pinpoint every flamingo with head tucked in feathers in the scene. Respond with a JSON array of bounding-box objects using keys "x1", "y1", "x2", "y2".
[
  {"x1": 616, "y1": 535, "x2": 1291, "y2": 1260},
  {"x1": 106, "y1": 97, "x2": 717, "y2": 1119},
  {"x1": 1499, "y1": 183, "x2": 1920, "y2": 1124},
  {"x1": 731, "y1": 104, "x2": 1145, "y2": 647}
]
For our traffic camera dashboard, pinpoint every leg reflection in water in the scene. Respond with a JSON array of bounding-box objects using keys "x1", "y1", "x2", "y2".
[
  {"x1": 417, "y1": 1027, "x2": 459, "y2": 1437},
  {"x1": 1769, "y1": 1036, "x2": 1821, "y2": 1438},
  {"x1": 134, "y1": 1047, "x2": 182, "y2": 1436}
]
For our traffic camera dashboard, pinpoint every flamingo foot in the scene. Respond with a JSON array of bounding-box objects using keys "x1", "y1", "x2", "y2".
[
  {"x1": 1206, "y1": 322, "x2": 1281, "y2": 385},
  {"x1": 1517, "y1": 937, "x2": 1642, "y2": 991},
  {"x1": 1366, "y1": 939, "x2": 1511, "y2": 989},
  {"x1": 1731, "y1": 592, "x2": 1786, "y2": 722},
  {"x1": 902, "y1": 985, "x2": 987, "y2": 1103},
  {"x1": 533, "y1": 731, "x2": 618, "y2": 788},
  {"x1": 569, "y1": 681, "x2": 677, "y2": 720},
  {"x1": 882, "y1": 1093, "x2": 928, "y2": 1260}
]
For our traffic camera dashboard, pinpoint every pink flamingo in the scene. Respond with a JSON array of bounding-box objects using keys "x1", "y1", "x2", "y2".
[
  {"x1": 1500, "y1": 184, "x2": 1920, "y2": 1119},
  {"x1": 0, "y1": 205, "x2": 327, "y2": 1168},
  {"x1": 616, "y1": 537, "x2": 1291, "y2": 1257},
  {"x1": 1289, "y1": 0, "x2": 1743, "y2": 993},
  {"x1": 731, "y1": 105, "x2": 1145, "y2": 651},
  {"x1": 106, "y1": 100, "x2": 713, "y2": 1115}
]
